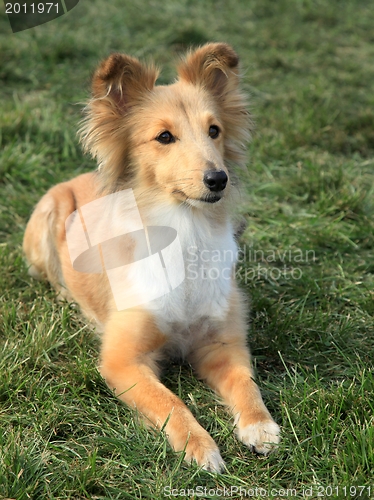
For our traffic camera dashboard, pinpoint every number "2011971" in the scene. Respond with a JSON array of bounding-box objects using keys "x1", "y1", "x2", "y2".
[
  {"x1": 317, "y1": 485, "x2": 371, "y2": 497},
  {"x1": 5, "y1": 3, "x2": 59, "y2": 14}
]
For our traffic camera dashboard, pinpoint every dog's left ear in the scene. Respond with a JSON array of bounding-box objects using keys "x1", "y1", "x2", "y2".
[
  {"x1": 177, "y1": 43, "x2": 240, "y2": 96},
  {"x1": 178, "y1": 43, "x2": 251, "y2": 169}
]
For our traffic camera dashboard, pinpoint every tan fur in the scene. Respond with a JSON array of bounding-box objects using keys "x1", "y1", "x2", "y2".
[{"x1": 23, "y1": 43, "x2": 280, "y2": 472}]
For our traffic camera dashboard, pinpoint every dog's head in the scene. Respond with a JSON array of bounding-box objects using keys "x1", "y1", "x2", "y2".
[{"x1": 80, "y1": 43, "x2": 251, "y2": 207}]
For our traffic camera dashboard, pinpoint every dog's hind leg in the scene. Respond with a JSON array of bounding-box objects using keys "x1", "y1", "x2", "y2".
[{"x1": 23, "y1": 184, "x2": 76, "y2": 301}]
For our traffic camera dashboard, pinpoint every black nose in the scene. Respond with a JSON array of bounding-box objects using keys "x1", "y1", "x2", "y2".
[{"x1": 203, "y1": 170, "x2": 228, "y2": 192}]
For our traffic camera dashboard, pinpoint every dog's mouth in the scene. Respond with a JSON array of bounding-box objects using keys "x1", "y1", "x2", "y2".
[
  {"x1": 198, "y1": 193, "x2": 222, "y2": 204},
  {"x1": 172, "y1": 189, "x2": 222, "y2": 205}
]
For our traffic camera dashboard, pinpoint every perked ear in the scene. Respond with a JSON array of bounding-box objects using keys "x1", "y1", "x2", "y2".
[
  {"x1": 177, "y1": 43, "x2": 240, "y2": 96},
  {"x1": 178, "y1": 43, "x2": 251, "y2": 170},
  {"x1": 92, "y1": 53, "x2": 159, "y2": 113},
  {"x1": 79, "y1": 54, "x2": 158, "y2": 189}
]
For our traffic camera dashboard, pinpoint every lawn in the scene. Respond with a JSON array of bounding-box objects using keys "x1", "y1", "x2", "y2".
[{"x1": 0, "y1": 0, "x2": 373, "y2": 498}]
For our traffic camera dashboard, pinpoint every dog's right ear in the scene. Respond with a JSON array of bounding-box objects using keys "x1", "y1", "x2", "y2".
[
  {"x1": 79, "y1": 54, "x2": 159, "y2": 188},
  {"x1": 91, "y1": 53, "x2": 158, "y2": 113}
]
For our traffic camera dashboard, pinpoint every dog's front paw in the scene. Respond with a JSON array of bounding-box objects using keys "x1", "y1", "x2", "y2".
[
  {"x1": 200, "y1": 448, "x2": 226, "y2": 473},
  {"x1": 236, "y1": 420, "x2": 280, "y2": 455},
  {"x1": 184, "y1": 435, "x2": 225, "y2": 473}
]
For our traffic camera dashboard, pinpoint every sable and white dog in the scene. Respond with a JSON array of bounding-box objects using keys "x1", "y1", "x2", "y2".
[{"x1": 23, "y1": 43, "x2": 280, "y2": 472}]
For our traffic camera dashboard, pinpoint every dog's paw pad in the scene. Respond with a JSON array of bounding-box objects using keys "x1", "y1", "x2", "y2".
[{"x1": 236, "y1": 420, "x2": 280, "y2": 455}]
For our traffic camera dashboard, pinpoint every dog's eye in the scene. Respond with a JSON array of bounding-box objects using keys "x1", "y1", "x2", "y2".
[
  {"x1": 156, "y1": 131, "x2": 175, "y2": 145},
  {"x1": 209, "y1": 125, "x2": 220, "y2": 139}
]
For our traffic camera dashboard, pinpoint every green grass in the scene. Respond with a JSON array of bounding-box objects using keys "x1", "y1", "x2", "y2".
[{"x1": 1, "y1": 0, "x2": 374, "y2": 498}]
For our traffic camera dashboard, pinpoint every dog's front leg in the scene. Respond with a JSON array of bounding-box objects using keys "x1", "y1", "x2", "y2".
[
  {"x1": 189, "y1": 292, "x2": 280, "y2": 455},
  {"x1": 100, "y1": 309, "x2": 225, "y2": 472},
  {"x1": 190, "y1": 337, "x2": 280, "y2": 455}
]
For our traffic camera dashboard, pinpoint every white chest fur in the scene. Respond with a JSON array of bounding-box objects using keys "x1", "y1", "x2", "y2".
[{"x1": 142, "y1": 204, "x2": 238, "y2": 347}]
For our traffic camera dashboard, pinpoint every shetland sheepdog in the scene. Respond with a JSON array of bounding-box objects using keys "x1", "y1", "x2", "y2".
[{"x1": 23, "y1": 43, "x2": 280, "y2": 472}]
